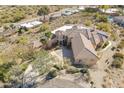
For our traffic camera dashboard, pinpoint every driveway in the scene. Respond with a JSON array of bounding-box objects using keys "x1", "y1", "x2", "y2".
[{"x1": 89, "y1": 41, "x2": 115, "y2": 87}]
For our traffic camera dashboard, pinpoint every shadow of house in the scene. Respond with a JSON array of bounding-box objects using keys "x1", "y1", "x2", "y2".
[{"x1": 61, "y1": 46, "x2": 74, "y2": 63}]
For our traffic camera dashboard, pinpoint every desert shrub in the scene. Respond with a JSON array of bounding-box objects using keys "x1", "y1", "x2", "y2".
[
  {"x1": 96, "y1": 22, "x2": 111, "y2": 32},
  {"x1": 37, "y1": 6, "x2": 49, "y2": 16},
  {"x1": 45, "y1": 31, "x2": 52, "y2": 38},
  {"x1": 0, "y1": 62, "x2": 15, "y2": 82},
  {"x1": 111, "y1": 53, "x2": 124, "y2": 68},
  {"x1": 80, "y1": 68, "x2": 88, "y2": 74},
  {"x1": 66, "y1": 66, "x2": 80, "y2": 74},
  {"x1": 53, "y1": 64, "x2": 63, "y2": 70},
  {"x1": 40, "y1": 36, "x2": 48, "y2": 45},
  {"x1": 39, "y1": 23, "x2": 49, "y2": 32},
  {"x1": 64, "y1": 20, "x2": 71, "y2": 24},
  {"x1": 32, "y1": 50, "x2": 55, "y2": 75},
  {"x1": 19, "y1": 63, "x2": 28, "y2": 71},
  {"x1": 46, "y1": 69, "x2": 57, "y2": 80},
  {"x1": 113, "y1": 53, "x2": 124, "y2": 59},
  {"x1": 95, "y1": 13, "x2": 108, "y2": 22},
  {"x1": 84, "y1": 20, "x2": 92, "y2": 26},
  {"x1": 0, "y1": 36, "x2": 6, "y2": 42},
  {"x1": 111, "y1": 58, "x2": 123, "y2": 68},
  {"x1": 62, "y1": 58, "x2": 72, "y2": 69},
  {"x1": 117, "y1": 40, "x2": 124, "y2": 49},
  {"x1": 16, "y1": 36, "x2": 28, "y2": 45},
  {"x1": 111, "y1": 47, "x2": 116, "y2": 51}
]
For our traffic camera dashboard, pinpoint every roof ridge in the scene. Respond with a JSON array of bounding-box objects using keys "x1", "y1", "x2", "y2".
[{"x1": 79, "y1": 33, "x2": 98, "y2": 58}]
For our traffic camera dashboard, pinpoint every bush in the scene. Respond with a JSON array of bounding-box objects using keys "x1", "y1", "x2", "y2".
[
  {"x1": 46, "y1": 69, "x2": 57, "y2": 80},
  {"x1": 111, "y1": 47, "x2": 116, "y2": 51},
  {"x1": 39, "y1": 23, "x2": 49, "y2": 32},
  {"x1": 113, "y1": 53, "x2": 124, "y2": 59},
  {"x1": 0, "y1": 36, "x2": 6, "y2": 42},
  {"x1": 45, "y1": 32, "x2": 52, "y2": 38},
  {"x1": 117, "y1": 40, "x2": 124, "y2": 49},
  {"x1": 111, "y1": 58, "x2": 123, "y2": 68},
  {"x1": 53, "y1": 64, "x2": 63, "y2": 70},
  {"x1": 19, "y1": 63, "x2": 28, "y2": 71},
  {"x1": 112, "y1": 53, "x2": 124, "y2": 68},
  {"x1": 40, "y1": 37, "x2": 48, "y2": 45},
  {"x1": 96, "y1": 22, "x2": 111, "y2": 32},
  {"x1": 84, "y1": 20, "x2": 92, "y2": 26},
  {"x1": 64, "y1": 20, "x2": 71, "y2": 24},
  {"x1": 17, "y1": 36, "x2": 28, "y2": 45},
  {"x1": 95, "y1": 13, "x2": 108, "y2": 22},
  {"x1": 0, "y1": 62, "x2": 14, "y2": 82},
  {"x1": 66, "y1": 66, "x2": 80, "y2": 74},
  {"x1": 80, "y1": 68, "x2": 88, "y2": 74}
]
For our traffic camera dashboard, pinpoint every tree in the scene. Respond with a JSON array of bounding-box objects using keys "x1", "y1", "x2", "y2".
[
  {"x1": 37, "y1": 6, "x2": 50, "y2": 21},
  {"x1": 45, "y1": 32, "x2": 52, "y2": 38}
]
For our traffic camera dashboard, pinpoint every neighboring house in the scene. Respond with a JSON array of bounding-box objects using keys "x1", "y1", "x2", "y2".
[
  {"x1": 19, "y1": 21, "x2": 42, "y2": 29},
  {"x1": 100, "y1": 8, "x2": 119, "y2": 15},
  {"x1": 62, "y1": 9, "x2": 73, "y2": 16},
  {"x1": 61, "y1": 8, "x2": 79, "y2": 16},
  {"x1": 50, "y1": 12, "x2": 62, "y2": 20},
  {"x1": 78, "y1": 6, "x2": 85, "y2": 11},
  {"x1": 113, "y1": 16, "x2": 124, "y2": 27},
  {"x1": 51, "y1": 25, "x2": 109, "y2": 66}
]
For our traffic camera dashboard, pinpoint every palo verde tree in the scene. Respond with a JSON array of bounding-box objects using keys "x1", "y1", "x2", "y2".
[{"x1": 37, "y1": 6, "x2": 50, "y2": 21}]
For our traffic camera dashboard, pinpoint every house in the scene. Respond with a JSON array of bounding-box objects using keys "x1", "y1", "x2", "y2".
[
  {"x1": 71, "y1": 33, "x2": 99, "y2": 66},
  {"x1": 51, "y1": 25, "x2": 109, "y2": 66},
  {"x1": 18, "y1": 20, "x2": 42, "y2": 29},
  {"x1": 50, "y1": 12, "x2": 62, "y2": 20},
  {"x1": 113, "y1": 16, "x2": 124, "y2": 27},
  {"x1": 61, "y1": 9, "x2": 73, "y2": 16},
  {"x1": 53, "y1": 25, "x2": 109, "y2": 48},
  {"x1": 78, "y1": 6, "x2": 85, "y2": 11},
  {"x1": 61, "y1": 8, "x2": 79, "y2": 16},
  {"x1": 100, "y1": 8, "x2": 119, "y2": 15}
]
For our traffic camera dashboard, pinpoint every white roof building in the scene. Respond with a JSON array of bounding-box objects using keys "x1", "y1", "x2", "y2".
[
  {"x1": 100, "y1": 8, "x2": 119, "y2": 14},
  {"x1": 19, "y1": 21, "x2": 42, "y2": 28}
]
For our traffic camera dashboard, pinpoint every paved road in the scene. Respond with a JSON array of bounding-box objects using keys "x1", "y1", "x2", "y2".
[{"x1": 14, "y1": 10, "x2": 63, "y2": 27}]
